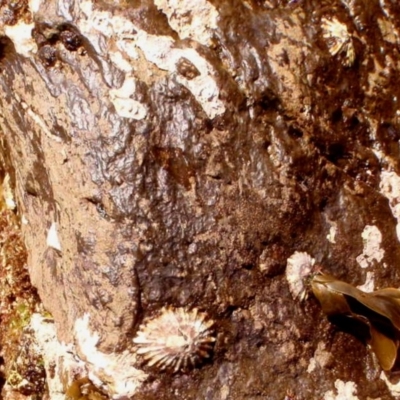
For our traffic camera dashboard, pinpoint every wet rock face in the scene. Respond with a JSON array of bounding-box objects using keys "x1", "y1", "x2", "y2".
[{"x1": 1, "y1": 0, "x2": 400, "y2": 398}]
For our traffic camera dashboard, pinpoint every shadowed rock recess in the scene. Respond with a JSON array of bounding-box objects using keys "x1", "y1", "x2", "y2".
[{"x1": 1, "y1": 0, "x2": 400, "y2": 398}]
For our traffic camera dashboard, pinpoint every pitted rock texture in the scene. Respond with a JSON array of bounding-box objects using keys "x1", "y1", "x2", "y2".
[{"x1": 1, "y1": 0, "x2": 400, "y2": 398}]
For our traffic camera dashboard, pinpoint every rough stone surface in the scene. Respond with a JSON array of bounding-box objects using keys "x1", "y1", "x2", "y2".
[{"x1": 1, "y1": 0, "x2": 400, "y2": 398}]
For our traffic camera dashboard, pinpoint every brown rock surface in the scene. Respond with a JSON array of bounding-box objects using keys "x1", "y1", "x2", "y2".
[{"x1": 1, "y1": 0, "x2": 400, "y2": 398}]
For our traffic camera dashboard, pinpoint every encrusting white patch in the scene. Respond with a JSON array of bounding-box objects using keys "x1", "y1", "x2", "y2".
[
  {"x1": 109, "y1": 50, "x2": 133, "y2": 72},
  {"x1": 323, "y1": 379, "x2": 359, "y2": 400},
  {"x1": 307, "y1": 341, "x2": 332, "y2": 373},
  {"x1": 29, "y1": 0, "x2": 42, "y2": 13},
  {"x1": 46, "y1": 222, "x2": 62, "y2": 251},
  {"x1": 380, "y1": 371, "x2": 400, "y2": 397},
  {"x1": 355, "y1": 225, "x2": 384, "y2": 269},
  {"x1": 356, "y1": 271, "x2": 375, "y2": 292},
  {"x1": 77, "y1": 0, "x2": 225, "y2": 119},
  {"x1": 379, "y1": 170, "x2": 400, "y2": 242},
  {"x1": 286, "y1": 251, "x2": 315, "y2": 300},
  {"x1": 154, "y1": 0, "x2": 219, "y2": 46},
  {"x1": 109, "y1": 76, "x2": 148, "y2": 120},
  {"x1": 324, "y1": 214, "x2": 337, "y2": 244},
  {"x1": 327, "y1": 224, "x2": 337, "y2": 244},
  {"x1": 74, "y1": 314, "x2": 147, "y2": 399},
  {"x1": 1, "y1": 174, "x2": 16, "y2": 210},
  {"x1": 4, "y1": 23, "x2": 37, "y2": 57},
  {"x1": 30, "y1": 314, "x2": 86, "y2": 400}
]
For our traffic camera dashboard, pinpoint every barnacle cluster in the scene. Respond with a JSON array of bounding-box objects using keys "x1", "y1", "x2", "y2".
[
  {"x1": 133, "y1": 307, "x2": 215, "y2": 373},
  {"x1": 322, "y1": 17, "x2": 355, "y2": 66}
]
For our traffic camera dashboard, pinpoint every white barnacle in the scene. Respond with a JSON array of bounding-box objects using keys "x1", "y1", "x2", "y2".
[
  {"x1": 133, "y1": 307, "x2": 215, "y2": 373},
  {"x1": 286, "y1": 251, "x2": 315, "y2": 300},
  {"x1": 322, "y1": 17, "x2": 355, "y2": 66}
]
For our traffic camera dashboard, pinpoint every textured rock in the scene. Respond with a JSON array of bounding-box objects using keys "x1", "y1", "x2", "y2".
[{"x1": 1, "y1": 0, "x2": 400, "y2": 398}]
